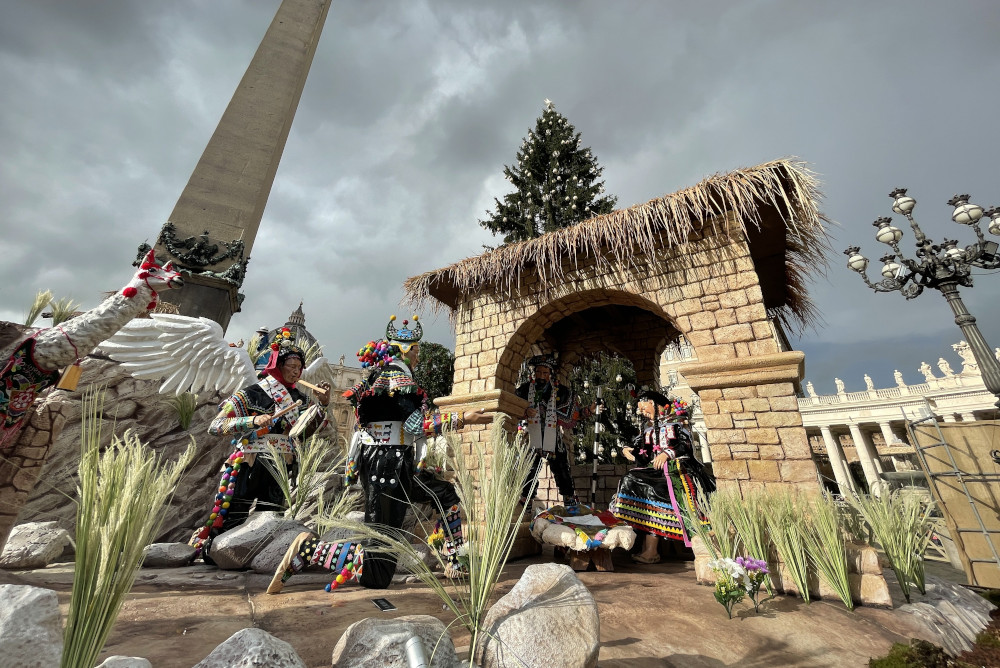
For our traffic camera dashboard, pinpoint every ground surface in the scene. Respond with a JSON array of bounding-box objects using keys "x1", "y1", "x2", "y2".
[{"x1": 0, "y1": 553, "x2": 971, "y2": 668}]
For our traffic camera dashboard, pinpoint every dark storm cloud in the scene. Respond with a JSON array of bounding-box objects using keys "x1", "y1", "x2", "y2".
[{"x1": 2, "y1": 0, "x2": 999, "y2": 377}]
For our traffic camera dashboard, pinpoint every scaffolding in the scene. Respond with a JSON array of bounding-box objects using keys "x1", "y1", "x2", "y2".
[{"x1": 903, "y1": 399, "x2": 1000, "y2": 586}]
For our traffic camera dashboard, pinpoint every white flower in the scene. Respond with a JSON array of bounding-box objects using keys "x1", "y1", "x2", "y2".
[
  {"x1": 572, "y1": 204, "x2": 576, "y2": 209},
  {"x1": 572, "y1": 195, "x2": 577, "y2": 200},
  {"x1": 456, "y1": 542, "x2": 471, "y2": 558}
]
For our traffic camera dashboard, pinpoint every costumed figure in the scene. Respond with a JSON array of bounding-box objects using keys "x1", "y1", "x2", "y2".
[
  {"x1": 516, "y1": 354, "x2": 590, "y2": 508},
  {"x1": 609, "y1": 389, "x2": 715, "y2": 564},
  {"x1": 267, "y1": 315, "x2": 492, "y2": 595},
  {"x1": 191, "y1": 328, "x2": 333, "y2": 561}
]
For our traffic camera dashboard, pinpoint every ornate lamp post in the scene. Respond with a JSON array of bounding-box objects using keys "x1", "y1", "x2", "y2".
[{"x1": 844, "y1": 189, "x2": 1000, "y2": 409}]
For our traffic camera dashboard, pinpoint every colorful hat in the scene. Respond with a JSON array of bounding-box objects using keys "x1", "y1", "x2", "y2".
[
  {"x1": 386, "y1": 314, "x2": 422, "y2": 353},
  {"x1": 528, "y1": 353, "x2": 558, "y2": 370},
  {"x1": 263, "y1": 327, "x2": 305, "y2": 376}
]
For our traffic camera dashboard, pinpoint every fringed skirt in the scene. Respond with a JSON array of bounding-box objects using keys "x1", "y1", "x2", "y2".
[{"x1": 610, "y1": 459, "x2": 710, "y2": 546}]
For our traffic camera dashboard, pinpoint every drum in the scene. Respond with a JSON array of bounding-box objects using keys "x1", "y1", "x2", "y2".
[{"x1": 289, "y1": 404, "x2": 325, "y2": 442}]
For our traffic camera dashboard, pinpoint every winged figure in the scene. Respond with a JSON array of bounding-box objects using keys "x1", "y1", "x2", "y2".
[{"x1": 100, "y1": 313, "x2": 336, "y2": 399}]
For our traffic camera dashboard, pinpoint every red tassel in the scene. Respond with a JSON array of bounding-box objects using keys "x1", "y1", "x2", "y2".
[
  {"x1": 212, "y1": 516, "x2": 224, "y2": 529},
  {"x1": 147, "y1": 301, "x2": 157, "y2": 310},
  {"x1": 122, "y1": 287, "x2": 138, "y2": 298},
  {"x1": 198, "y1": 527, "x2": 211, "y2": 539}
]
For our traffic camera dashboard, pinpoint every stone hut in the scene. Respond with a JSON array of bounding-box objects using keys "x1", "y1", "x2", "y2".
[{"x1": 404, "y1": 159, "x2": 832, "y2": 494}]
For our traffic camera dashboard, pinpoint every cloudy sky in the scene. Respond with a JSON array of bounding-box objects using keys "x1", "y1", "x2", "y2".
[{"x1": 2, "y1": 0, "x2": 999, "y2": 394}]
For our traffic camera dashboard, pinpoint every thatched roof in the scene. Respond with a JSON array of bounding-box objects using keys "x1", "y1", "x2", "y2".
[{"x1": 404, "y1": 158, "x2": 832, "y2": 332}]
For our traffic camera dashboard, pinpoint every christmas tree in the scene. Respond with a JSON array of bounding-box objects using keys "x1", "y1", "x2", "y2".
[{"x1": 480, "y1": 99, "x2": 617, "y2": 244}]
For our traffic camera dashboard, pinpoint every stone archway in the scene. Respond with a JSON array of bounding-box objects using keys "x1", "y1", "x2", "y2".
[{"x1": 407, "y1": 159, "x2": 830, "y2": 494}]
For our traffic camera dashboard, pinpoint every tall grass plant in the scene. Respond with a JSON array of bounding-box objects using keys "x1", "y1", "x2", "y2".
[
  {"x1": 701, "y1": 485, "x2": 740, "y2": 559},
  {"x1": 49, "y1": 296, "x2": 80, "y2": 325},
  {"x1": 24, "y1": 289, "x2": 53, "y2": 327},
  {"x1": 323, "y1": 416, "x2": 536, "y2": 665},
  {"x1": 166, "y1": 392, "x2": 198, "y2": 430},
  {"x1": 763, "y1": 488, "x2": 811, "y2": 603},
  {"x1": 727, "y1": 486, "x2": 773, "y2": 592},
  {"x1": 802, "y1": 492, "x2": 854, "y2": 609},
  {"x1": 62, "y1": 388, "x2": 195, "y2": 668},
  {"x1": 846, "y1": 490, "x2": 933, "y2": 602}
]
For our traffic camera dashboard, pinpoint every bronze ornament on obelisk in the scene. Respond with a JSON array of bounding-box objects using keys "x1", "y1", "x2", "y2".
[{"x1": 146, "y1": 0, "x2": 332, "y2": 331}]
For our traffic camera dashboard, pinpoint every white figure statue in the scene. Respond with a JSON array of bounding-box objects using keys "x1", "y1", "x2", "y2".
[
  {"x1": 864, "y1": 374, "x2": 875, "y2": 391},
  {"x1": 806, "y1": 381, "x2": 817, "y2": 398},
  {"x1": 951, "y1": 341, "x2": 979, "y2": 375},
  {"x1": 339, "y1": 353, "x2": 346, "y2": 365},
  {"x1": 919, "y1": 362, "x2": 935, "y2": 382},
  {"x1": 835, "y1": 378, "x2": 845, "y2": 394},
  {"x1": 937, "y1": 357, "x2": 955, "y2": 377},
  {"x1": 894, "y1": 369, "x2": 905, "y2": 387}
]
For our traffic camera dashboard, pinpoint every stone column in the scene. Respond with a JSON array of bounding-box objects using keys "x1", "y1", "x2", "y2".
[
  {"x1": 878, "y1": 421, "x2": 898, "y2": 446},
  {"x1": 679, "y1": 351, "x2": 818, "y2": 494},
  {"x1": 848, "y1": 423, "x2": 882, "y2": 493},
  {"x1": 696, "y1": 430, "x2": 712, "y2": 464},
  {"x1": 819, "y1": 425, "x2": 855, "y2": 495}
]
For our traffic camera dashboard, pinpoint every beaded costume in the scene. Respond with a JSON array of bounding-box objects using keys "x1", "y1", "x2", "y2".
[
  {"x1": 610, "y1": 397, "x2": 715, "y2": 546},
  {"x1": 269, "y1": 316, "x2": 467, "y2": 594},
  {"x1": 515, "y1": 354, "x2": 585, "y2": 504},
  {"x1": 193, "y1": 329, "x2": 329, "y2": 559}
]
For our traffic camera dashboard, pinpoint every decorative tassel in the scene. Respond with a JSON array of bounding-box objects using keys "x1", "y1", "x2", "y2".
[{"x1": 56, "y1": 360, "x2": 83, "y2": 391}]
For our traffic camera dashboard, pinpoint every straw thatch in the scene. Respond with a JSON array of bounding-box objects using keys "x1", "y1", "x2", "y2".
[{"x1": 404, "y1": 158, "x2": 832, "y2": 331}]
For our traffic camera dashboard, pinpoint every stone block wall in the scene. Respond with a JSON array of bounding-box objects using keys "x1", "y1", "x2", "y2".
[{"x1": 439, "y1": 213, "x2": 817, "y2": 491}]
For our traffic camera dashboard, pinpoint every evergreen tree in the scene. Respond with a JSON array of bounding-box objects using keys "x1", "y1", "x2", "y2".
[
  {"x1": 414, "y1": 341, "x2": 456, "y2": 403},
  {"x1": 480, "y1": 99, "x2": 617, "y2": 244},
  {"x1": 568, "y1": 353, "x2": 639, "y2": 465}
]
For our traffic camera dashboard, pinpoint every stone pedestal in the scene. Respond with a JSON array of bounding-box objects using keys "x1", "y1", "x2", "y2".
[{"x1": 679, "y1": 351, "x2": 818, "y2": 493}]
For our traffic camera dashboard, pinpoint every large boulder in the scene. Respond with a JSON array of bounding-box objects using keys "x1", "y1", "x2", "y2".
[
  {"x1": 142, "y1": 542, "x2": 196, "y2": 568},
  {"x1": 97, "y1": 657, "x2": 153, "y2": 668},
  {"x1": 0, "y1": 521, "x2": 72, "y2": 569},
  {"x1": 250, "y1": 529, "x2": 310, "y2": 575},
  {"x1": 0, "y1": 584, "x2": 63, "y2": 668},
  {"x1": 476, "y1": 563, "x2": 600, "y2": 668},
  {"x1": 331, "y1": 615, "x2": 458, "y2": 668},
  {"x1": 193, "y1": 628, "x2": 306, "y2": 668},
  {"x1": 208, "y1": 512, "x2": 309, "y2": 570}
]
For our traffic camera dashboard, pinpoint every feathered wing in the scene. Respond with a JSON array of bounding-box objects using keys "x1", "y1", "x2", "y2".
[
  {"x1": 302, "y1": 356, "x2": 337, "y2": 392},
  {"x1": 100, "y1": 313, "x2": 258, "y2": 396}
]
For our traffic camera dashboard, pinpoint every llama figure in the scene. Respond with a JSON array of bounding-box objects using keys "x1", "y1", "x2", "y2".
[{"x1": 0, "y1": 250, "x2": 184, "y2": 448}]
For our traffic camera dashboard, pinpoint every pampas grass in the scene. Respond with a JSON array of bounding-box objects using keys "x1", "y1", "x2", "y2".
[
  {"x1": 48, "y1": 296, "x2": 80, "y2": 325},
  {"x1": 61, "y1": 387, "x2": 194, "y2": 668},
  {"x1": 846, "y1": 490, "x2": 933, "y2": 603},
  {"x1": 680, "y1": 483, "x2": 719, "y2": 561},
  {"x1": 261, "y1": 435, "x2": 346, "y2": 524},
  {"x1": 23, "y1": 289, "x2": 52, "y2": 327},
  {"x1": 700, "y1": 485, "x2": 740, "y2": 559},
  {"x1": 166, "y1": 392, "x2": 198, "y2": 430},
  {"x1": 763, "y1": 488, "x2": 811, "y2": 603},
  {"x1": 323, "y1": 416, "x2": 536, "y2": 665},
  {"x1": 802, "y1": 492, "x2": 854, "y2": 610}
]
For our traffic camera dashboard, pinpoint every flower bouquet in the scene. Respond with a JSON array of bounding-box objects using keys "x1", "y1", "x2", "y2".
[
  {"x1": 707, "y1": 557, "x2": 747, "y2": 619},
  {"x1": 736, "y1": 556, "x2": 770, "y2": 612}
]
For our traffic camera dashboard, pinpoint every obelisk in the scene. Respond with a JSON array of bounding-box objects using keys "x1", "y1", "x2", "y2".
[{"x1": 151, "y1": 0, "x2": 332, "y2": 331}]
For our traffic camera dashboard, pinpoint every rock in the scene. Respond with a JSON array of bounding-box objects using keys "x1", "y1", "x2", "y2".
[
  {"x1": 16, "y1": 356, "x2": 235, "y2": 545},
  {"x1": 142, "y1": 542, "x2": 195, "y2": 568},
  {"x1": 892, "y1": 574, "x2": 997, "y2": 656},
  {"x1": 0, "y1": 584, "x2": 63, "y2": 668},
  {"x1": 318, "y1": 511, "x2": 366, "y2": 543},
  {"x1": 0, "y1": 521, "x2": 72, "y2": 569},
  {"x1": 192, "y1": 628, "x2": 306, "y2": 668},
  {"x1": 208, "y1": 512, "x2": 309, "y2": 570},
  {"x1": 97, "y1": 656, "x2": 153, "y2": 668},
  {"x1": 250, "y1": 529, "x2": 310, "y2": 574},
  {"x1": 330, "y1": 614, "x2": 458, "y2": 668},
  {"x1": 397, "y1": 542, "x2": 438, "y2": 574},
  {"x1": 476, "y1": 563, "x2": 599, "y2": 668}
]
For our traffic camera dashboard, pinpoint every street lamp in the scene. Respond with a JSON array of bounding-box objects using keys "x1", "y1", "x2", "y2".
[{"x1": 844, "y1": 188, "x2": 1000, "y2": 409}]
